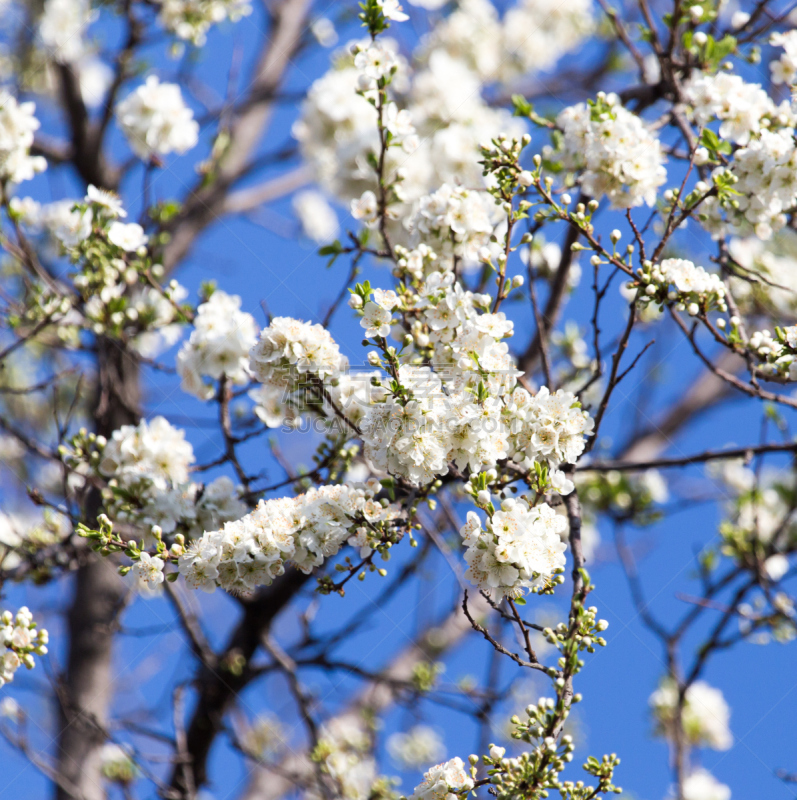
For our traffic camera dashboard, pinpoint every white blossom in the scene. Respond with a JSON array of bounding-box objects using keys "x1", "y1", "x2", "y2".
[
  {"x1": 178, "y1": 481, "x2": 401, "y2": 592},
  {"x1": 39, "y1": 0, "x2": 96, "y2": 64},
  {"x1": 177, "y1": 290, "x2": 258, "y2": 399},
  {"x1": 408, "y1": 756, "x2": 474, "y2": 800},
  {"x1": 681, "y1": 769, "x2": 731, "y2": 800},
  {"x1": 460, "y1": 500, "x2": 567, "y2": 598},
  {"x1": 107, "y1": 221, "x2": 148, "y2": 252},
  {"x1": 155, "y1": 0, "x2": 252, "y2": 45},
  {"x1": 0, "y1": 92, "x2": 47, "y2": 185},
  {"x1": 650, "y1": 679, "x2": 732, "y2": 751},
  {"x1": 116, "y1": 76, "x2": 199, "y2": 160},
  {"x1": 292, "y1": 190, "x2": 339, "y2": 244},
  {"x1": 555, "y1": 94, "x2": 666, "y2": 208}
]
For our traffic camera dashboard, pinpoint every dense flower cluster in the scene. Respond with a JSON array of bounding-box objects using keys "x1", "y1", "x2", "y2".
[
  {"x1": 635, "y1": 258, "x2": 728, "y2": 315},
  {"x1": 156, "y1": 0, "x2": 252, "y2": 45},
  {"x1": 554, "y1": 93, "x2": 666, "y2": 208},
  {"x1": 116, "y1": 77, "x2": 199, "y2": 160},
  {"x1": 650, "y1": 679, "x2": 732, "y2": 751},
  {"x1": 177, "y1": 290, "x2": 258, "y2": 400},
  {"x1": 0, "y1": 607, "x2": 48, "y2": 688},
  {"x1": 407, "y1": 184, "x2": 496, "y2": 266},
  {"x1": 294, "y1": 33, "x2": 522, "y2": 223},
  {"x1": 357, "y1": 274, "x2": 592, "y2": 484},
  {"x1": 407, "y1": 756, "x2": 474, "y2": 800},
  {"x1": 719, "y1": 130, "x2": 797, "y2": 239},
  {"x1": 249, "y1": 316, "x2": 343, "y2": 386},
  {"x1": 248, "y1": 316, "x2": 345, "y2": 427},
  {"x1": 685, "y1": 72, "x2": 774, "y2": 145},
  {"x1": 0, "y1": 92, "x2": 47, "y2": 185},
  {"x1": 420, "y1": 0, "x2": 592, "y2": 83},
  {"x1": 95, "y1": 416, "x2": 246, "y2": 536},
  {"x1": 459, "y1": 500, "x2": 567, "y2": 597},
  {"x1": 747, "y1": 325, "x2": 797, "y2": 380},
  {"x1": 177, "y1": 481, "x2": 401, "y2": 592}
]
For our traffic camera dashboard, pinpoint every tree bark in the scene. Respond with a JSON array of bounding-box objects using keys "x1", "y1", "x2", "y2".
[{"x1": 55, "y1": 340, "x2": 141, "y2": 800}]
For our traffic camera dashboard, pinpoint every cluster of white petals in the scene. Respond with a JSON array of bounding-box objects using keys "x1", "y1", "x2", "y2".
[
  {"x1": 177, "y1": 290, "x2": 258, "y2": 400},
  {"x1": 116, "y1": 77, "x2": 199, "y2": 160},
  {"x1": 727, "y1": 236, "x2": 797, "y2": 315},
  {"x1": 685, "y1": 72, "x2": 774, "y2": 145},
  {"x1": 681, "y1": 770, "x2": 731, "y2": 800},
  {"x1": 178, "y1": 481, "x2": 401, "y2": 592},
  {"x1": 294, "y1": 38, "x2": 522, "y2": 224},
  {"x1": 311, "y1": 719, "x2": 386, "y2": 800},
  {"x1": 650, "y1": 679, "x2": 732, "y2": 751},
  {"x1": 407, "y1": 184, "x2": 496, "y2": 266},
  {"x1": 97, "y1": 416, "x2": 246, "y2": 535},
  {"x1": 249, "y1": 316, "x2": 343, "y2": 387},
  {"x1": 0, "y1": 92, "x2": 47, "y2": 185},
  {"x1": 38, "y1": 0, "x2": 96, "y2": 64},
  {"x1": 420, "y1": 0, "x2": 592, "y2": 84},
  {"x1": 747, "y1": 324, "x2": 797, "y2": 380},
  {"x1": 460, "y1": 499, "x2": 567, "y2": 597},
  {"x1": 770, "y1": 31, "x2": 797, "y2": 86},
  {"x1": 156, "y1": 0, "x2": 252, "y2": 45},
  {"x1": 555, "y1": 93, "x2": 666, "y2": 208},
  {"x1": 636, "y1": 258, "x2": 727, "y2": 316},
  {"x1": 0, "y1": 607, "x2": 48, "y2": 688},
  {"x1": 408, "y1": 756, "x2": 474, "y2": 800},
  {"x1": 723, "y1": 129, "x2": 797, "y2": 239}
]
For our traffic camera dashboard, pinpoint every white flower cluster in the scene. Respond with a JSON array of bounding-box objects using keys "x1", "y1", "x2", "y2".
[
  {"x1": 407, "y1": 184, "x2": 495, "y2": 266},
  {"x1": 747, "y1": 325, "x2": 797, "y2": 380},
  {"x1": 358, "y1": 275, "x2": 592, "y2": 484},
  {"x1": 156, "y1": 0, "x2": 252, "y2": 46},
  {"x1": 116, "y1": 76, "x2": 199, "y2": 160},
  {"x1": 178, "y1": 481, "x2": 401, "y2": 592},
  {"x1": 97, "y1": 416, "x2": 246, "y2": 535},
  {"x1": 459, "y1": 500, "x2": 567, "y2": 597},
  {"x1": 685, "y1": 72, "x2": 774, "y2": 145},
  {"x1": 0, "y1": 92, "x2": 47, "y2": 185},
  {"x1": 28, "y1": 187, "x2": 188, "y2": 356},
  {"x1": 727, "y1": 236, "x2": 797, "y2": 315},
  {"x1": 248, "y1": 316, "x2": 344, "y2": 427},
  {"x1": 555, "y1": 93, "x2": 666, "y2": 208},
  {"x1": 0, "y1": 607, "x2": 48, "y2": 688},
  {"x1": 294, "y1": 38, "x2": 521, "y2": 227},
  {"x1": 407, "y1": 756, "x2": 474, "y2": 800},
  {"x1": 387, "y1": 725, "x2": 445, "y2": 769},
  {"x1": 770, "y1": 31, "x2": 797, "y2": 86},
  {"x1": 177, "y1": 291, "x2": 258, "y2": 400},
  {"x1": 635, "y1": 258, "x2": 727, "y2": 316},
  {"x1": 38, "y1": 0, "x2": 96, "y2": 64},
  {"x1": 311, "y1": 718, "x2": 385, "y2": 800},
  {"x1": 681, "y1": 769, "x2": 731, "y2": 800},
  {"x1": 249, "y1": 316, "x2": 343, "y2": 386},
  {"x1": 723, "y1": 129, "x2": 797, "y2": 239},
  {"x1": 420, "y1": 0, "x2": 593, "y2": 84},
  {"x1": 650, "y1": 679, "x2": 732, "y2": 751}
]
